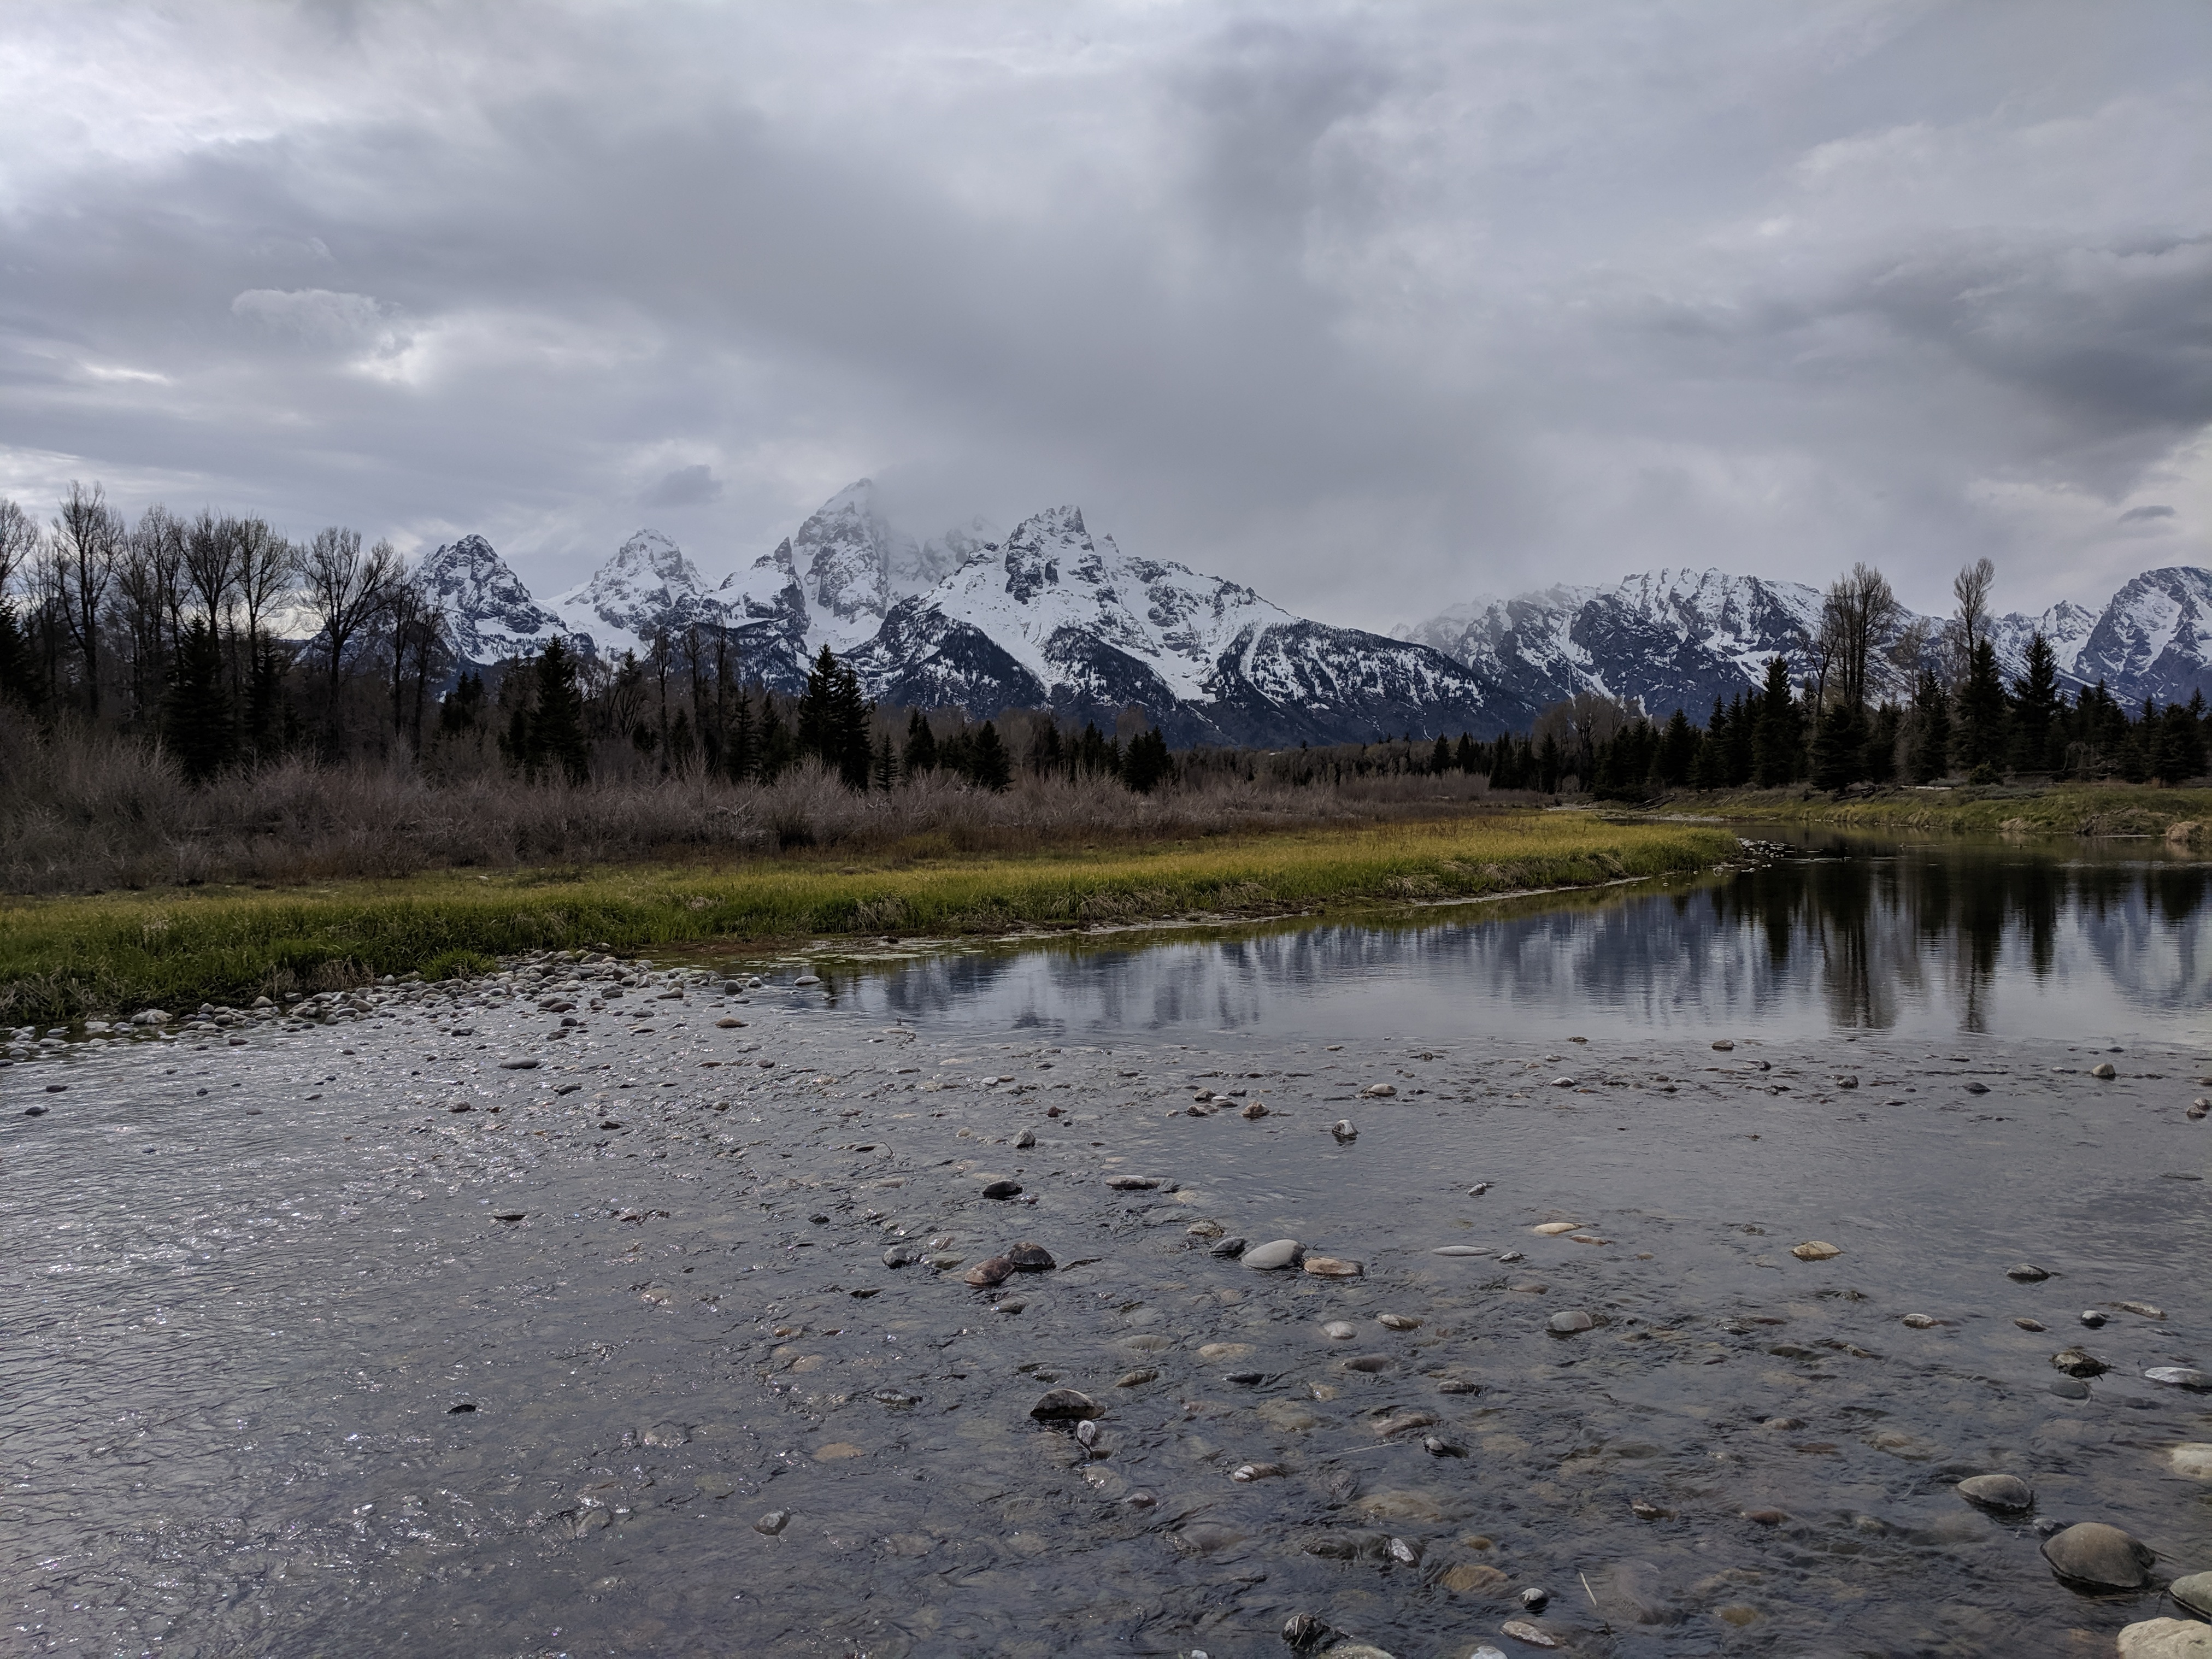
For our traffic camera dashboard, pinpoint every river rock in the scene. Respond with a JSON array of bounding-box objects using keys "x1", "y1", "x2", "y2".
[
  {"x1": 981, "y1": 1179, "x2": 1022, "y2": 1199},
  {"x1": 2049, "y1": 1377, "x2": 2092, "y2": 1399},
  {"x1": 1378, "y1": 1313, "x2": 1421, "y2": 1330},
  {"x1": 1114, "y1": 1368, "x2": 1158, "y2": 1388},
  {"x1": 1956, "y1": 1473, "x2": 2035, "y2": 1512},
  {"x1": 2116, "y1": 1300, "x2": 2168, "y2": 1319},
  {"x1": 2092, "y1": 1062, "x2": 2118, "y2": 1079},
  {"x1": 1210, "y1": 1236, "x2": 1248, "y2": 1257},
  {"x1": 1548, "y1": 1309, "x2": 1597, "y2": 1334},
  {"x1": 2146, "y1": 1366, "x2": 2212, "y2": 1391},
  {"x1": 2052, "y1": 1346, "x2": 2109, "y2": 1377},
  {"x1": 1233, "y1": 1461, "x2": 1286, "y2": 1481},
  {"x1": 1901, "y1": 1313, "x2": 1940, "y2": 1328},
  {"x1": 1361, "y1": 1083, "x2": 1397, "y2": 1098},
  {"x1": 2117, "y1": 1620, "x2": 2212, "y2": 1658},
  {"x1": 1303, "y1": 1256, "x2": 1363, "y2": 1278},
  {"x1": 2082, "y1": 1309, "x2": 2108, "y2": 1327},
  {"x1": 1029, "y1": 1388, "x2": 1103, "y2": 1421},
  {"x1": 1322, "y1": 1321, "x2": 1357, "y2": 1340},
  {"x1": 1107, "y1": 1175, "x2": 1160, "y2": 1190},
  {"x1": 2169, "y1": 1443, "x2": 2212, "y2": 1480},
  {"x1": 2191, "y1": 1098, "x2": 2209, "y2": 1120},
  {"x1": 2170, "y1": 1572, "x2": 2212, "y2": 1619},
  {"x1": 1431, "y1": 1245, "x2": 1488, "y2": 1256},
  {"x1": 755, "y1": 1509, "x2": 790, "y2": 1534},
  {"x1": 1013, "y1": 1128, "x2": 1036, "y2": 1149},
  {"x1": 1498, "y1": 1622, "x2": 1560, "y2": 1649},
  {"x1": 1332, "y1": 1119, "x2": 1358, "y2": 1142},
  {"x1": 2007, "y1": 1263, "x2": 2051, "y2": 1282},
  {"x1": 1007, "y1": 1241, "x2": 1056, "y2": 1270},
  {"x1": 2041, "y1": 1521, "x2": 2155, "y2": 1589},
  {"x1": 2016, "y1": 1317, "x2": 2047, "y2": 1331},
  {"x1": 1531, "y1": 1221, "x2": 1579, "y2": 1236},
  {"x1": 1243, "y1": 1239, "x2": 1303, "y2": 1270},
  {"x1": 966, "y1": 1257, "x2": 1015, "y2": 1287},
  {"x1": 1791, "y1": 1240, "x2": 1842, "y2": 1261},
  {"x1": 1711, "y1": 1039, "x2": 1734, "y2": 1051},
  {"x1": 1242, "y1": 1101, "x2": 1269, "y2": 1119}
]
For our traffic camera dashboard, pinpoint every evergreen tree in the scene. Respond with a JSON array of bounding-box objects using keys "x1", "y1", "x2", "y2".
[
  {"x1": 1953, "y1": 637, "x2": 2009, "y2": 777},
  {"x1": 796, "y1": 645, "x2": 839, "y2": 761},
  {"x1": 1907, "y1": 670, "x2": 1951, "y2": 782},
  {"x1": 1809, "y1": 699, "x2": 1865, "y2": 793},
  {"x1": 164, "y1": 614, "x2": 233, "y2": 784},
  {"x1": 1861, "y1": 704, "x2": 1902, "y2": 784},
  {"x1": 1656, "y1": 708, "x2": 1699, "y2": 787},
  {"x1": 0, "y1": 600, "x2": 48, "y2": 712},
  {"x1": 2010, "y1": 630, "x2": 2061, "y2": 773},
  {"x1": 1536, "y1": 732, "x2": 1563, "y2": 793},
  {"x1": 1430, "y1": 734, "x2": 1451, "y2": 775},
  {"x1": 757, "y1": 698, "x2": 796, "y2": 781},
  {"x1": 726, "y1": 688, "x2": 757, "y2": 783},
  {"x1": 830, "y1": 660, "x2": 873, "y2": 789},
  {"x1": 531, "y1": 638, "x2": 591, "y2": 783},
  {"x1": 872, "y1": 732, "x2": 899, "y2": 791},
  {"x1": 903, "y1": 709, "x2": 939, "y2": 775},
  {"x1": 1122, "y1": 727, "x2": 1172, "y2": 793},
  {"x1": 1454, "y1": 733, "x2": 1476, "y2": 773},
  {"x1": 1750, "y1": 657, "x2": 1802, "y2": 787},
  {"x1": 440, "y1": 670, "x2": 485, "y2": 735},
  {"x1": 970, "y1": 720, "x2": 1013, "y2": 791}
]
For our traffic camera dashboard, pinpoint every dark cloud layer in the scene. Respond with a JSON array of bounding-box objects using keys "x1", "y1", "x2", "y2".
[{"x1": 1, "y1": 1, "x2": 2206, "y2": 626}]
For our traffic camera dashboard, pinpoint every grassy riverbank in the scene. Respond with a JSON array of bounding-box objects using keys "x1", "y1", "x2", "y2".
[
  {"x1": 0, "y1": 814, "x2": 1734, "y2": 1024},
  {"x1": 1668, "y1": 783, "x2": 2211, "y2": 839}
]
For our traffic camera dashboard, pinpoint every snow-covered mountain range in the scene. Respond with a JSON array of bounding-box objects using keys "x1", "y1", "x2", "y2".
[
  {"x1": 416, "y1": 481, "x2": 2211, "y2": 744},
  {"x1": 417, "y1": 481, "x2": 1531, "y2": 743},
  {"x1": 1397, "y1": 566, "x2": 2212, "y2": 719}
]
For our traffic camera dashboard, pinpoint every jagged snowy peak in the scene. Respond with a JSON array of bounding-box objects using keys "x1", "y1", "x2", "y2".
[
  {"x1": 774, "y1": 480, "x2": 1004, "y2": 654},
  {"x1": 2069, "y1": 567, "x2": 2212, "y2": 705},
  {"x1": 415, "y1": 534, "x2": 566, "y2": 665},
  {"x1": 850, "y1": 505, "x2": 1532, "y2": 744},
  {"x1": 1987, "y1": 600, "x2": 2098, "y2": 684},
  {"x1": 551, "y1": 529, "x2": 730, "y2": 661}
]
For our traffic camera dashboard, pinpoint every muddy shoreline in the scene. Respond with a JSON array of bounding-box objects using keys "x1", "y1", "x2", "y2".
[{"x1": 5, "y1": 951, "x2": 2211, "y2": 1656}]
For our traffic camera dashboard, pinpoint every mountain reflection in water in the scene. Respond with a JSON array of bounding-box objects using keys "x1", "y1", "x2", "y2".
[{"x1": 806, "y1": 832, "x2": 2208, "y2": 1042}]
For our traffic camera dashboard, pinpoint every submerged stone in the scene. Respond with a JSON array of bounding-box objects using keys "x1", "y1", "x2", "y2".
[
  {"x1": 1956, "y1": 1473, "x2": 2034, "y2": 1513},
  {"x1": 2041, "y1": 1521, "x2": 2155, "y2": 1590}
]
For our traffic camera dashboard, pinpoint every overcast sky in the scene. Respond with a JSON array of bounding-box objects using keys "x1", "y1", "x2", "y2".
[{"x1": 2, "y1": 1, "x2": 2207, "y2": 628}]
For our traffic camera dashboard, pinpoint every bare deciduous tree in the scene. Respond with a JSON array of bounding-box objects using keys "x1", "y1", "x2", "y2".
[
  {"x1": 0, "y1": 497, "x2": 38, "y2": 596},
  {"x1": 184, "y1": 510, "x2": 240, "y2": 629},
  {"x1": 1949, "y1": 556, "x2": 1997, "y2": 676},
  {"x1": 301, "y1": 526, "x2": 399, "y2": 745},
  {"x1": 47, "y1": 481, "x2": 125, "y2": 717},
  {"x1": 1817, "y1": 562, "x2": 1901, "y2": 713},
  {"x1": 114, "y1": 505, "x2": 187, "y2": 723}
]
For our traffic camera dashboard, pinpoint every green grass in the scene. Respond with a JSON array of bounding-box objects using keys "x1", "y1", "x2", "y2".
[
  {"x1": 1683, "y1": 783, "x2": 2212, "y2": 838},
  {"x1": 0, "y1": 814, "x2": 1735, "y2": 1024}
]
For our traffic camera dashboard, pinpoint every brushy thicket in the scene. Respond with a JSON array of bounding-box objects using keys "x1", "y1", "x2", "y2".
[{"x1": 0, "y1": 709, "x2": 1520, "y2": 895}]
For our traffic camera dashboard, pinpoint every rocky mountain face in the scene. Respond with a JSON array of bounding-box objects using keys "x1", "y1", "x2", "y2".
[
  {"x1": 414, "y1": 534, "x2": 565, "y2": 665},
  {"x1": 1400, "y1": 566, "x2": 2212, "y2": 720},
  {"x1": 845, "y1": 505, "x2": 1531, "y2": 745},
  {"x1": 428, "y1": 484, "x2": 2211, "y2": 744}
]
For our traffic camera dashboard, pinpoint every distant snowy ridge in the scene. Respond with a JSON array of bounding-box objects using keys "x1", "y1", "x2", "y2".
[{"x1": 1399, "y1": 565, "x2": 2212, "y2": 718}]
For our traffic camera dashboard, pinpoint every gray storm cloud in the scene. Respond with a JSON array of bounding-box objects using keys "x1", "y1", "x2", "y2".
[{"x1": 0, "y1": 0, "x2": 2205, "y2": 626}]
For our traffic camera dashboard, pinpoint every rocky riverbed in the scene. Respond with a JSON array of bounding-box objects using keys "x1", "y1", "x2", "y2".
[{"x1": 4, "y1": 950, "x2": 2211, "y2": 1656}]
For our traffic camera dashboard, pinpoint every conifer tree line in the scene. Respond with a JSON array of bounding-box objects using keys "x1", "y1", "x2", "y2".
[{"x1": 0, "y1": 484, "x2": 1183, "y2": 796}]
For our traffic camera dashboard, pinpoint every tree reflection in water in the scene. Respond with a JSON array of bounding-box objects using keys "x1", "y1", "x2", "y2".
[{"x1": 819, "y1": 832, "x2": 2209, "y2": 1042}]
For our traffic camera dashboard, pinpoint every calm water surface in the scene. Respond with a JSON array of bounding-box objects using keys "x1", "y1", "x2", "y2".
[{"x1": 801, "y1": 830, "x2": 2211, "y2": 1043}]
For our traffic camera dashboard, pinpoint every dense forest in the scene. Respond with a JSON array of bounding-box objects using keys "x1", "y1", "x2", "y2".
[{"x1": 0, "y1": 485, "x2": 2202, "y2": 803}]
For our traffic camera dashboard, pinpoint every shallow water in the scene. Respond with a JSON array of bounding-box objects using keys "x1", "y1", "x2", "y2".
[{"x1": 4, "y1": 837, "x2": 2211, "y2": 1657}]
